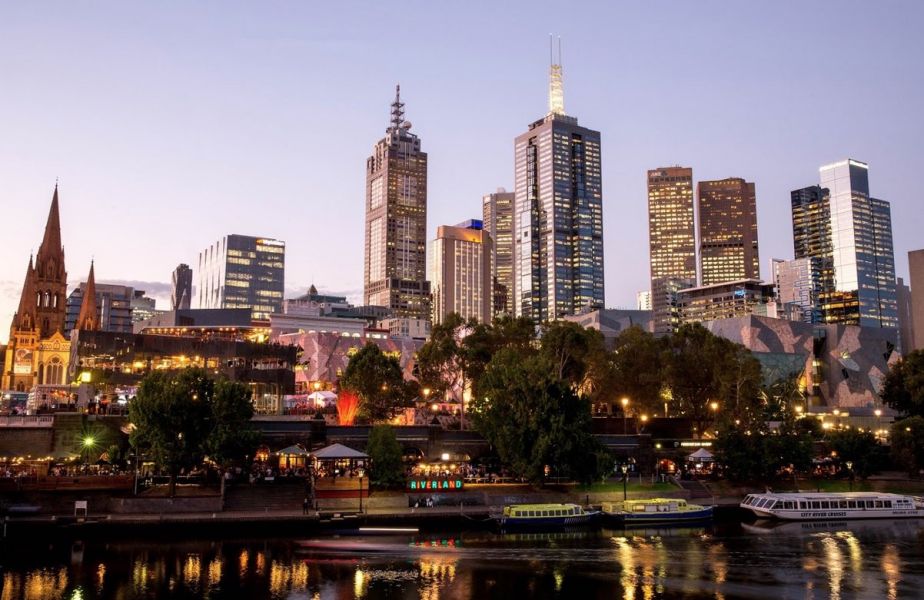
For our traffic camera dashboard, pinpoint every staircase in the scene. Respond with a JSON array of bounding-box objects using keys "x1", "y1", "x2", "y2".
[{"x1": 677, "y1": 478, "x2": 713, "y2": 500}]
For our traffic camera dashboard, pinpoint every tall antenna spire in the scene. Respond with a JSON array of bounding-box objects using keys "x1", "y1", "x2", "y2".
[
  {"x1": 548, "y1": 35, "x2": 565, "y2": 116},
  {"x1": 390, "y1": 84, "x2": 405, "y2": 130}
]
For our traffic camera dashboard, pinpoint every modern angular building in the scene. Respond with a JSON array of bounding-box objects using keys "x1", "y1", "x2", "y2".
[
  {"x1": 513, "y1": 47, "x2": 604, "y2": 321},
  {"x1": 772, "y1": 257, "x2": 821, "y2": 323},
  {"x1": 676, "y1": 279, "x2": 776, "y2": 325},
  {"x1": 647, "y1": 167, "x2": 695, "y2": 334},
  {"x1": 171, "y1": 263, "x2": 192, "y2": 310},
  {"x1": 430, "y1": 219, "x2": 493, "y2": 325},
  {"x1": 363, "y1": 86, "x2": 431, "y2": 320},
  {"x1": 196, "y1": 234, "x2": 285, "y2": 321},
  {"x1": 791, "y1": 159, "x2": 897, "y2": 328},
  {"x1": 482, "y1": 188, "x2": 515, "y2": 316},
  {"x1": 64, "y1": 265, "x2": 135, "y2": 334},
  {"x1": 697, "y1": 178, "x2": 759, "y2": 286}
]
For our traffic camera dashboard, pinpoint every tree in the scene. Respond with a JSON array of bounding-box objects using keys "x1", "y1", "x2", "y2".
[
  {"x1": 610, "y1": 326, "x2": 664, "y2": 416},
  {"x1": 129, "y1": 369, "x2": 217, "y2": 497},
  {"x1": 881, "y1": 350, "x2": 924, "y2": 417},
  {"x1": 340, "y1": 343, "x2": 409, "y2": 423},
  {"x1": 538, "y1": 321, "x2": 614, "y2": 405},
  {"x1": 464, "y1": 315, "x2": 536, "y2": 389},
  {"x1": 416, "y1": 313, "x2": 469, "y2": 403},
  {"x1": 469, "y1": 348, "x2": 607, "y2": 485},
  {"x1": 366, "y1": 425, "x2": 406, "y2": 488},
  {"x1": 890, "y1": 416, "x2": 924, "y2": 476},
  {"x1": 206, "y1": 378, "x2": 259, "y2": 468},
  {"x1": 827, "y1": 429, "x2": 881, "y2": 479},
  {"x1": 715, "y1": 423, "x2": 812, "y2": 483}
]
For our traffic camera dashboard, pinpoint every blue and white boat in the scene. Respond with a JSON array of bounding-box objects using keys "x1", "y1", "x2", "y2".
[
  {"x1": 602, "y1": 498, "x2": 714, "y2": 524},
  {"x1": 498, "y1": 503, "x2": 599, "y2": 528}
]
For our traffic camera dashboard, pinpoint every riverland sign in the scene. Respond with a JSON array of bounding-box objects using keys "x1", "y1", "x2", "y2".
[{"x1": 407, "y1": 478, "x2": 464, "y2": 491}]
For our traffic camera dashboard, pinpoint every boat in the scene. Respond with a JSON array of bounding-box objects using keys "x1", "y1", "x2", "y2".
[
  {"x1": 740, "y1": 492, "x2": 924, "y2": 520},
  {"x1": 601, "y1": 498, "x2": 713, "y2": 524},
  {"x1": 497, "y1": 503, "x2": 599, "y2": 528}
]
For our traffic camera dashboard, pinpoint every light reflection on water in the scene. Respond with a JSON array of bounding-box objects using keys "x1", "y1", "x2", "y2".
[{"x1": 2, "y1": 521, "x2": 924, "y2": 599}]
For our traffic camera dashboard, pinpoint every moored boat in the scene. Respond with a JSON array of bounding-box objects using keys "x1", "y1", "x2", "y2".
[
  {"x1": 602, "y1": 498, "x2": 714, "y2": 524},
  {"x1": 498, "y1": 503, "x2": 599, "y2": 528},
  {"x1": 740, "y1": 492, "x2": 924, "y2": 521}
]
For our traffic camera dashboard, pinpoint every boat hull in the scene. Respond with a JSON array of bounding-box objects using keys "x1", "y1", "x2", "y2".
[
  {"x1": 607, "y1": 506, "x2": 714, "y2": 524},
  {"x1": 499, "y1": 512, "x2": 599, "y2": 529},
  {"x1": 746, "y1": 507, "x2": 924, "y2": 521}
]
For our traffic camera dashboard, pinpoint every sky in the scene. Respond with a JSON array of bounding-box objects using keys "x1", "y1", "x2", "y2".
[{"x1": 1, "y1": 1, "x2": 923, "y2": 344}]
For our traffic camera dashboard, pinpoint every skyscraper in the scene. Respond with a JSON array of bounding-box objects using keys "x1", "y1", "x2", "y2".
[
  {"x1": 791, "y1": 159, "x2": 897, "y2": 328},
  {"x1": 196, "y1": 234, "x2": 285, "y2": 320},
  {"x1": 771, "y1": 257, "x2": 820, "y2": 323},
  {"x1": 909, "y1": 249, "x2": 924, "y2": 351},
  {"x1": 697, "y1": 178, "x2": 759, "y2": 286},
  {"x1": 647, "y1": 166, "x2": 695, "y2": 334},
  {"x1": 430, "y1": 220, "x2": 493, "y2": 325},
  {"x1": 482, "y1": 188, "x2": 515, "y2": 316},
  {"x1": 363, "y1": 86, "x2": 430, "y2": 320},
  {"x1": 513, "y1": 43, "x2": 603, "y2": 321},
  {"x1": 171, "y1": 263, "x2": 192, "y2": 310}
]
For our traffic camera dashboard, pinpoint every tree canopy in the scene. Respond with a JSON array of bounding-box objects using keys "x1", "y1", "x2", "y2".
[
  {"x1": 366, "y1": 425, "x2": 406, "y2": 489},
  {"x1": 890, "y1": 416, "x2": 924, "y2": 476},
  {"x1": 340, "y1": 343, "x2": 409, "y2": 423},
  {"x1": 129, "y1": 368, "x2": 257, "y2": 496},
  {"x1": 881, "y1": 350, "x2": 924, "y2": 417}
]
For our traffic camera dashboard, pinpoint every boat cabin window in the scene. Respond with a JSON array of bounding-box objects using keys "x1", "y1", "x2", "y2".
[
  {"x1": 865, "y1": 501, "x2": 874, "y2": 508},
  {"x1": 885, "y1": 501, "x2": 892, "y2": 508},
  {"x1": 839, "y1": 501, "x2": 848, "y2": 508},
  {"x1": 875, "y1": 501, "x2": 883, "y2": 508},
  {"x1": 821, "y1": 501, "x2": 830, "y2": 509},
  {"x1": 848, "y1": 501, "x2": 856, "y2": 509},
  {"x1": 783, "y1": 501, "x2": 794, "y2": 509},
  {"x1": 811, "y1": 501, "x2": 821, "y2": 509}
]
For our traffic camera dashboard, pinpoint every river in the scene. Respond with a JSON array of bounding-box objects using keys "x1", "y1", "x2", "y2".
[{"x1": 2, "y1": 519, "x2": 924, "y2": 599}]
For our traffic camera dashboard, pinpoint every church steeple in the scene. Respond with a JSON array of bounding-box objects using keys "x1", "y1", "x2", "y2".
[
  {"x1": 75, "y1": 261, "x2": 100, "y2": 332},
  {"x1": 13, "y1": 255, "x2": 37, "y2": 331},
  {"x1": 31, "y1": 184, "x2": 68, "y2": 337}
]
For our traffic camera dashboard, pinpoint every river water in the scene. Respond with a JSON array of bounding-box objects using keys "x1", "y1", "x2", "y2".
[{"x1": 2, "y1": 519, "x2": 924, "y2": 599}]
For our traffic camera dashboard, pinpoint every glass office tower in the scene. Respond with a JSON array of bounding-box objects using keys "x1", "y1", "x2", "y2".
[{"x1": 197, "y1": 234, "x2": 285, "y2": 320}]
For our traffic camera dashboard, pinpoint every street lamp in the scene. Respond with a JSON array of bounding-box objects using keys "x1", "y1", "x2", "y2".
[
  {"x1": 846, "y1": 460, "x2": 854, "y2": 492},
  {"x1": 833, "y1": 408, "x2": 841, "y2": 429},
  {"x1": 621, "y1": 397, "x2": 630, "y2": 435},
  {"x1": 621, "y1": 463, "x2": 629, "y2": 501},
  {"x1": 874, "y1": 409, "x2": 883, "y2": 441},
  {"x1": 82, "y1": 435, "x2": 96, "y2": 466}
]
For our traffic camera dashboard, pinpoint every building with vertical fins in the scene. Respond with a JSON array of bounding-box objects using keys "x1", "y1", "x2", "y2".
[
  {"x1": 482, "y1": 188, "x2": 515, "y2": 316},
  {"x1": 363, "y1": 85, "x2": 431, "y2": 320},
  {"x1": 647, "y1": 166, "x2": 696, "y2": 334},
  {"x1": 791, "y1": 159, "x2": 897, "y2": 328},
  {"x1": 196, "y1": 234, "x2": 285, "y2": 321},
  {"x1": 171, "y1": 263, "x2": 192, "y2": 310},
  {"x1": 513, "y1": 40, "x2": 604, "y2": 321},
  {"x1": 430, "y1": 219, "x2": 493, "y2": 325},
  {"x1": 697, "y1": 177, "x2": 759, "y2": 286},
  {"x1": 2, "y1": 185, "x2": 71, "y2": 391}
]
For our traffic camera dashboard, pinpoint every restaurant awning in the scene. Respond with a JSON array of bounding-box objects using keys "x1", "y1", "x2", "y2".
[
  {"x1": 310, "y1": 443, "x2": 368, "y2": 460},
  {"x1": 687, "y1": 448, "x2": 714, "y2": 461},
  {"x1": 275, "y1": 444, "x2": 310, "y2": 457}
]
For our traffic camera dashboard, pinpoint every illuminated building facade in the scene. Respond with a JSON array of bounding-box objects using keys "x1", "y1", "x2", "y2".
[
  {"x1": 792, "y1": 159, "x2": 897, "y2": 328},
  {"x1": 697, "y1": 178, "x2": 759, "y2": 285},
  {"x1": 676, "y1": 279, "x2": 776, "y2": 325},
  {"x1": 65, "y1": 266, "x2": 135, "y2": 334},
  {"x1": 772, "y1": 257, "x2": 821, "y2": 323},
  {"x1": 196, "y1": 234, "x2": 285, "y2": 321},
  {"x1": 2, "y1": 186, "x2": 70, "y2": 391},
  {"x1": 648, "y1": 167, "x2": 695, "y2": 334},
  {"x1": 514, "y1": 49, "x2": 604, "y2": 321},
  {"x1": 482, "y1": 188, "x2": 515, "y2": 316},
  {"x1": 430, "y1": 220, "x2": 493, "y2": 325},
  {"x1": 363, "y1": 86, "x2": 431, "y2": 320}
]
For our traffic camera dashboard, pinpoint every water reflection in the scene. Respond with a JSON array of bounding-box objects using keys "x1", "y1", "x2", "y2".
[{"x1": 1, "y1": 520, "x2": 924, "y2": 599}]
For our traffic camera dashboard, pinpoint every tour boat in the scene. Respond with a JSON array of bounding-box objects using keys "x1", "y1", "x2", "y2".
[
  {"x1": 498, "y1": 503, "x2": 599, "y2": 528},
  {"x1": 602, "y1": 498, "x2": 714, "y2": 524},
  {"x1": 740, "y1": 492, "x2": 924, "y2": 521}
]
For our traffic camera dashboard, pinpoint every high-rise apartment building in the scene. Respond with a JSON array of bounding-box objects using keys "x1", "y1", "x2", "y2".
[
  {"x1": 429, "y1": 220, "x2": 493, "y2": 325},
  {"x1": 791, "y1": 159, "x2": 897, "y2": 328},
  {"x1": 172, "y1": 263, "x2": 192, "y2": 310},
  {"x1": 363, "y1": 86, "x2": 431, "y2": 320},
  {"x1": 697, "y1": 178, "x2": 759, "y2": 286},
  {"x1": 196, "y1": 234, "x2": 285, "y2": 321},
  {"x1": 482, "y1": 188, "x2": 515, "y2": 316},
  {"x1": 771, "y1": 257, "x2": 821, "y2": 323},
  {"x1": 513, "y1": 46, "x2": 604, "y2": 321},
  {"x1": 909, "y1": 249, "x2": 924, "y2": 351},
  {"x1": 648, "y1": 167, "x2": 695, "y2": 334},
  {"x1": 636, "y1": 290, "x2": 652, "y2": 311}
]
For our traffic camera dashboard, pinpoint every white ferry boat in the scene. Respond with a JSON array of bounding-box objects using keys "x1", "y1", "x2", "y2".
[{"x1": 740, "y1": 492, "x2": 924, "y2": 521}]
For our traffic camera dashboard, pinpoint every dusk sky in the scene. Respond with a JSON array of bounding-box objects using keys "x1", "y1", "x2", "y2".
[{"x1": 2, "y1": 1, "x2": 923, "y2": 343}]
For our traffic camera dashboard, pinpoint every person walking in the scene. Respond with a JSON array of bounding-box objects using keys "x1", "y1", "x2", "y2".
[{"x1": 302, "y1": 497, "x2": 309, "y2": 515}]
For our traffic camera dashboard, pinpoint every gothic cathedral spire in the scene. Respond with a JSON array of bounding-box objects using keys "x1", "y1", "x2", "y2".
[{"x1": 75, "y1": 261, "x2": 100, "y2": 331}]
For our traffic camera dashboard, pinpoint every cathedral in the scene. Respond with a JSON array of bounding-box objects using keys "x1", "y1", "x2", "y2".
[{"x1": 2, "y1": 186, "x2": 71, "y2": 392}]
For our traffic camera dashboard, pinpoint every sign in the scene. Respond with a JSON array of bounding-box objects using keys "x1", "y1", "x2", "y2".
[
  {"x1": 407, "y1": 478, "x2": 464, "y2": 491},
  {"x1": 13, "y1": 348, "x2": 33, "y2": 375}
]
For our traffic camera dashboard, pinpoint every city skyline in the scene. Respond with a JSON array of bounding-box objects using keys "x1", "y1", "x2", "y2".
[{"x1": 2, "y1": 3, "x2": 924, "y2": 343}]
